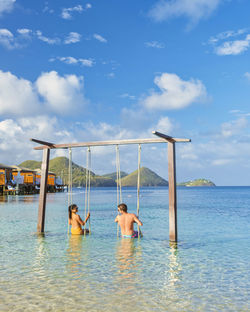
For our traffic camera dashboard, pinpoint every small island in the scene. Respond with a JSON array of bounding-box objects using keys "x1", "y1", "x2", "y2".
[{"x1": 178, "y1": 179, "x2": 216, "y2": 187}]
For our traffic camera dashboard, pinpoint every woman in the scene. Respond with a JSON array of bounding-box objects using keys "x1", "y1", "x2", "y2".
[{"x1": 68, "y1": 204, "x2": 90, "y2": 235}]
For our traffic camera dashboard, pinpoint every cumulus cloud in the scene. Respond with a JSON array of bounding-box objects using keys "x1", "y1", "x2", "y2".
[
  {"x1": 0, "y1": 28, "x2": 83, "y2": 48},
  {"x1": 154, "y1": 116, "x2": 174, "y2": 134},
  {"x1": 207, "y1": 29, "x2": 250, "y2": 56},
  {"x1": 145, "y1": 41, "x2": 165, "y2": 49},
  {"x1": 149, "y1": 0, "x2": 221, "y2": 27},
  {"x1": 0, "y1": 70, "x2": 87, "y2": 117},
  {"x1": 143, "y1": 73, "x2": 207, "y2": 110},
  {"x1": 0, "y1": 28, "x2": 15, "y2": 49},
  {"x1": 215, "y1": 34, "x2": 250, "y2": 55},
  {"x1": 50, "y1": 56, "x2": 94, "y2": 67},
  {"x1": 64, "y1": 32, "x2": 81, "y2": 44},
  {"x1": 36, "y1": 30, "x2": 60, "y2": 45},
  {"x1": 93, "y1": 33, "x2": 107, "y2": 43},
  {"x1": 0, "y1": 0, "x2": 15, "y2": 16},
  {"x1": 220, "y1": 117, "x2": 248, "y2": 138},
  {"x1": 61, "y1": 4, "x2": 91, "y2": 20},
  {"x1": 0, "y1": 70, "x2": 41, "y2": 115},
  {"x1": 36, "y1": 71, "x2": 87, "y2": 114},
  {"x1": 0, "y1": 28, "x2": 34, "y2": 49},
  {"x1": 208, "y1": 29, "x2": 248, "y2": 45},
  {"x1": 0, "y1": 116, "x2": 68, "y2": 164}
]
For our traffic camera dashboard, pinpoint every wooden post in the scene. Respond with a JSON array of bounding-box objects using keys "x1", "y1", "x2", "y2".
[
  {"x1": 168, "y1": 141, "x2": 177, "y2": 242},
  {"x1": 37, "y1": 147, "x2": 50, "y2": 233}
]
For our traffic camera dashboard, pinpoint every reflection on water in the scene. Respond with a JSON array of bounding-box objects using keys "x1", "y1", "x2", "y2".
[
  {"x1": 0, "y1": 187, "x2": 249, "y2": 311},
  {"x1": 115, "y1": 238, "x2": 141, "y2": 281},
  {"x1": 66, "y1": 235, "x2": 89, "y2": 277},
  {"x1": 0, "y1": 195, "x2": 7, "y2": 203}
]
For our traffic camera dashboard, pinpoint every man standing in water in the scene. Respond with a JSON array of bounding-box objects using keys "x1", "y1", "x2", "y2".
[{"x1": 115, "y1": 203, "x2": 143, "y2": 238}]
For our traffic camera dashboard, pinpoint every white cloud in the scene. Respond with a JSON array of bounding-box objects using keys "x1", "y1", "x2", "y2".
[
  {"x1": 64, "y1": 32, "x2": 81, "y2": 44},
  {"x1": 208, "y1": 30, "x2": 250, "y2": 56},
  {"x1": 93, "y1": 33, "x2": 107, "y2": 43},
  {"x1": 61, "y1": 5, "x2": 83, "y2": 20},
  {"x1": 120, "y1": 93, "x2": 136, "y2": 100},
  {"x1": 149, "y1": 0, "x2": 221, "y2": 26},
  {"x1": 212, "y1": 159, "x2": 232, "y2": 166},
  {"x1": 0, "y1": 28, "x2": 33, "y2": 49},
  {"x1": 51, "y1": 56, "x2": 94, "y2": 67},
  {"x1": 0, "y1": 70, "x2": 41, "y2": 115},
  {"x1": 0, "y1": 0, "x2": 15, "y2": 16},
  {"x1": 36, "y1": 30, "x2": 60, "y2": 45},
  {"x1": 0, "y1": 70, "x2": 88, "y2": 117},
  {"x1": 220, "y1": 117, "x2": 248, "y2": 138},
  {"x1": 145, "y1": 41, "x2": 165, "y2": 49},
  {"x1": 107, "y1": 72, "x2": 115, "y2": 78},
  {"x1": 215, "y1": 35, "x2": 250, "y2": 55},
  {"x1": 143, "y1": 73, "x2": 207, "y2": 110},
  {"x1": 0, "y1": 116, "x2": 66, "y2": 164},
  {"x1": 61, "y1": 4, "x2": 91, "y2": 20},
  {"x1": 36, "y1": 71, "x2": 87, "y2": 114},
  {"x1": 17, "y1": 28, "x2": 32, "y2": 36},
  {"x1": 0, "y1": 28, "x2": 15, "y2": 49},
  {"x1": 154, "y1": 116, "x2": 174, "y2": 134},
  {"x1": 208, "y1": 29, "x2": 248, "y2": 45},
  {"x1": 244, "y1": 72, "x2": 250, "y2": 80}
]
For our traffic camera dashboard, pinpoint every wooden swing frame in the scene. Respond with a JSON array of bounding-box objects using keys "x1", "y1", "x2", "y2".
[{"x1": 31, "y1": 131, "x2": 191, "y2": 242}]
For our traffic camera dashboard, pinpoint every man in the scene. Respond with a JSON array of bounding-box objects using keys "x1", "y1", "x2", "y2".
[{"x1": 115, "y1": 203, "x2": 143, "y2": 238}]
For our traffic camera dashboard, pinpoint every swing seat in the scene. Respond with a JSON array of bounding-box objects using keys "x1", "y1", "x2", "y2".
[{"x1": 71, "y1": 228, "x2": 90, "y2": 235}]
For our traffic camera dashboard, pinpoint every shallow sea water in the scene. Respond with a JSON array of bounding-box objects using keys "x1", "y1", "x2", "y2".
[{"x1": 0, "y1": 187, "x2": 249, "y2": 312}]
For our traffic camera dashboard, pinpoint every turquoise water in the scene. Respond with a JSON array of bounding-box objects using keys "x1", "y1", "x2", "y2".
[{"x1": 0, "y1": 187, "x2": 249, "y2": 311}]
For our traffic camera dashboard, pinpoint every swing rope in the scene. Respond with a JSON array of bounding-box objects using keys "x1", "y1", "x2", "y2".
[
  {"x1": 116, "y1": 145, "x2": 122, "y2": 237},
  {"x1": 68, "y1": 147, "x2": 73, "y2": 234},
  {"x1": 137, "y1": 144, "x2": 141, "y2": 237},
  {"x1": 84, "y1": 147, "x2": 91, "y2": 234}
]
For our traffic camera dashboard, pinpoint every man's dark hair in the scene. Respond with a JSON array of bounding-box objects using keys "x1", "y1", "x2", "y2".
[{"x1": 118, "y1": 203, "x2": 127, "y2": 212}]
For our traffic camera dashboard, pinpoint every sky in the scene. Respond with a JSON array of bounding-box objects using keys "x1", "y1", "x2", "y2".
[{"x1": 0, "y1": 0, "x2": 250, "y2": 185}]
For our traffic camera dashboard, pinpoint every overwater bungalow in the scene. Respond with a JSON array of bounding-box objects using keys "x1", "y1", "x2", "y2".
[
  {"x1": 35, "y1": 169, "x2": 57, "y2": 192},
  {"x1": 0, "y1": 163, "x2": 15, "y2": 194},
  {"x1": 11, "y1": 166, "x2": 37, "y2": 194}
]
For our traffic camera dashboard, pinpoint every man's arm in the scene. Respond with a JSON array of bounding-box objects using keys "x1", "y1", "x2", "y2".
[
  {"x1": 115, "y1": 215, "x2": 119, "y2": 223},
  {"x1": 133, "y1": 214, "x2": 143, "y2": 226}
]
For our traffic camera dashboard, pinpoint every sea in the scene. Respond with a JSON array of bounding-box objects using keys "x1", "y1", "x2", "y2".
[{"x1": 0, "y1": 186, "x2": 249, "y2": 312}]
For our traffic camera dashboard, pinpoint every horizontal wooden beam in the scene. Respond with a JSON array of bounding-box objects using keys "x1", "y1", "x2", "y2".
[
  {"x1": 31, "y1": 136, "x2": 190, "y2": 150},
  {"x1": 152, "y1": 131, "x2": 191, "y2": 143},
  {"x1": 30, "y1": 138, "x2": 55, "y2": 147}
]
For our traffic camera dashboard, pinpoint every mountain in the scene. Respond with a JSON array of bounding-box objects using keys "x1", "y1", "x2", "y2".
[
  {"x1": 19, "y1": 160, "x2": 42, "y2": 170},
  {"x1": 19, "y1": 159, "x2": 168, "y2": 187},
  {"x1": 120, "y1": 167, "x2": 168, "y2": 187},
  {"x1": 102, "y1": 171, "x2": 128, "y2": 180},
  {"x1": 178, "y1": 179, "x2": 216, "y2": 187},
  {"x1": 19, "y1": 157, "x2": 115, "y2": 187}
]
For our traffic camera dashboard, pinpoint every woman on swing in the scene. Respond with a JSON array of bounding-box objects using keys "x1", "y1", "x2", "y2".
[{"x1": 68, "y1": 204, "x2": 90, "y2": 235}]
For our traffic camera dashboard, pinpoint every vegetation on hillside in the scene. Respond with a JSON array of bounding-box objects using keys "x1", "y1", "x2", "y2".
[
  {"x1": 102, "y1": 171, "x2": 128, "y2": 180},
  {"x1": 19, "y1": 158, "x2": 215, "y2": 187},
  {"x1": 178, "y1": 179, "x2": 216, "y2": 187},
  {"x1": 120, "y1": 167, "x2": 168, "y2": 186}
]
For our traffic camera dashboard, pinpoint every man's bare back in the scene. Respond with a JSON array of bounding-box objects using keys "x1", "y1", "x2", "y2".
[{"x1": 115, "y1": 203, "x2": 143, "y2": 237}]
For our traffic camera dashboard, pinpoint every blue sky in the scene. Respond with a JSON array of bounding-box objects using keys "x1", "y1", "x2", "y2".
[{"x1": 1, "y1": 0, "x2": 250, "y2": 185}]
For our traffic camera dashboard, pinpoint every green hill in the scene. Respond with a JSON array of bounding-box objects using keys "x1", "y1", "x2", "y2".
[
  {"x1": 102, "y1": 171, "x2": 128, "y2": 180},
  {"x1": 19, "y1": 157, "x2": 115, "y2": 187},
  {"x1": 178, "y1": 179, "x2": 216, "y2": 187},
  {"x1": 19, "y1": 160, "x2": 42, "y2": 170},
  {"x1": 120, "y1": 167, "x2": 168, "y2": 187},
  {"x1": 19, "y1": 159, "x2": 169, "y2": 187}
]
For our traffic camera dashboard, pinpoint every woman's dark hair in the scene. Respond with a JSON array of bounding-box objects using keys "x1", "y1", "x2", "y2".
[{"x1": 68, "y1": 204, "x2": 77, "y2": 219}]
